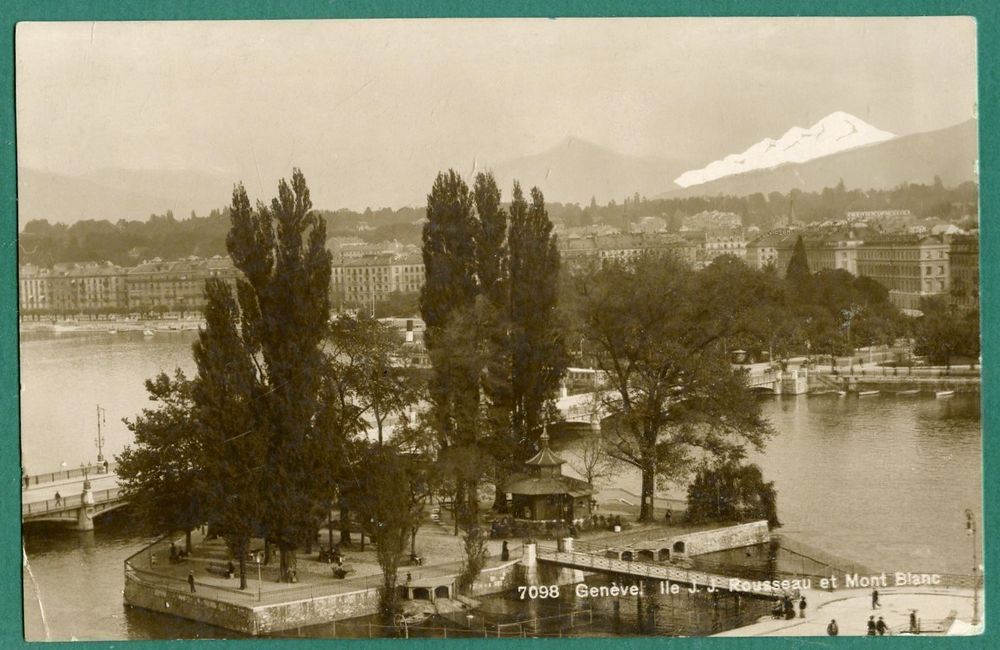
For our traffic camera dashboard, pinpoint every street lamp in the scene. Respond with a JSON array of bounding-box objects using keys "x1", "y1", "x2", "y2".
[{"x1": 964, "y1": 508, "x2": 980, "y2": 625}]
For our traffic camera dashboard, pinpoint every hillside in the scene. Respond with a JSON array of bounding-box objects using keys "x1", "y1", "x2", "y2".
[
  {"x1": 493, "y1": 137, "x2": 688, "y2": 205},
  {"x1": 658, "y1": 119, "x2": 978, "y2": 199}
]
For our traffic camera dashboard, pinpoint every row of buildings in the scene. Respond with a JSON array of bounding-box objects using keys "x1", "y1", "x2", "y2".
[
  {"x1": 19, "y1": 238, "x2": 431, "y2": 317},
  {"x1": 748, "y1": 231, "x2": 978, "y2": 312},
  {"x1": 557, "y1": 226, "x2": 979, "y2": 313},
  {"x1": 19, "y1": 256, "x2": 241, "y2": 317},
  {"x1": 19, "y1": 220, "x2": 978, "y2": 318}
]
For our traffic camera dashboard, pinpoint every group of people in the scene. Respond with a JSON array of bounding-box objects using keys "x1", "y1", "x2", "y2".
[
  {"x1": 772, "y1": 594, "x2": 807, "y2": 620},
  {"x1": 824, "y1": 589, "x2": 917, "y2": 636}
]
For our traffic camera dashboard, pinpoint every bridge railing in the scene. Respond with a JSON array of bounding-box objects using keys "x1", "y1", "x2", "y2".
[
  {"x1": 23, "y1": 464, "x2": 117, "y2": 487},
  {"x1": 538, "y1": 548, "x2": 792, "y2": 599},
  {"x1": 22, "y1": 487, "x2": 122, "y2": 516}
]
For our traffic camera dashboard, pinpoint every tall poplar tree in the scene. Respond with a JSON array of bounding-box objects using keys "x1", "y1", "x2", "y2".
[
  {"x1": 191, "y1": 279, "x2": 266, "y2": 590},
  {"x1": 508, "y1": 184, "x2": 568, "y2": 461},
  {"x1": 226, "y1": 169, "x2": 334, "y2": 581},
  {"x1": 420, "y1": 170, "x2": 482, "y2": 523}
]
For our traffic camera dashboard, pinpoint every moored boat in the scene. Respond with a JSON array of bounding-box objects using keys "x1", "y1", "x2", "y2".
[
  {"x1": 858, "y1": 390, "x2": 880, "y2": 397},
  {"x1": 895, "y1": 389, "x2": 920, "y2": 396},
  {"x1": 935, "y1": 390, "x2": 955, "y2": 399}
]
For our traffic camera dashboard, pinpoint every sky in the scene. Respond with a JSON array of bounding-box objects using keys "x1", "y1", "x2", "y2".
[{"x1": 16, "y1": 17, "x2": 978, "y2": 213}]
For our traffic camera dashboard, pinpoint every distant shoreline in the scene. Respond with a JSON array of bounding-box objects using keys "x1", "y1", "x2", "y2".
[{"x1": 19, "y1": 319, "x2": 205, "y2": 335}]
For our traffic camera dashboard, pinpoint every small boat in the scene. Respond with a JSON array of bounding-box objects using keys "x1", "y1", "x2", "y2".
[
  {"x1": 837, "y1": 391, "x2": 847, "y2": 397},
  {"x1": 896, "y1": 389, "x2": 920, "y2": 396},
  {"x1": 858, "y1": 390, "x2": 880, "y2": 397},
  {"x1": 107, "y1": 328, "x2": 118, "y2": 335},
  {"x1": 143, "y1": 329, "x2": 154, "y2": 337},
  {"x1": 936, "y1": 390, "x2": 955, "y2": 399}
]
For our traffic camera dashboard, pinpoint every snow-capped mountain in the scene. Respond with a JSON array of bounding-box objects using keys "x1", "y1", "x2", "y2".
[{"x1": 674, "y1": 111, "x2": 896, "y2": 188}]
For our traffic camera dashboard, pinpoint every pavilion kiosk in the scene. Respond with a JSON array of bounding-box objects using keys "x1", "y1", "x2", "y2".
[{"x1": 504, "y1": 430, "x2": 595, "y2": 537}]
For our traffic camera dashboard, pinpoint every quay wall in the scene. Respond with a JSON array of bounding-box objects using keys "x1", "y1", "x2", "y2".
[
  {"x1": 124, "y1": 574, "x2": 257, "y2": 635},
  {"x1": 674, "y1": 520, "x2": 770, "y2": 557},
  {"x1": 126, "y1": 560, "x2": 522, "y2": 636}
]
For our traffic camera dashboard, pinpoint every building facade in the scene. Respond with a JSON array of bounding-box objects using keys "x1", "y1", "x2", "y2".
[
  {"x1": 857, "y1": 235, "x2": 950, "y2": 311},
  {"x1": 948, "y1": 234, "x2": 980, "y2": 312}
]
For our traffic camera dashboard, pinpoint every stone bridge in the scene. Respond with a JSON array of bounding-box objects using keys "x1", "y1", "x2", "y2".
[{"x1": 22, "y1": 469, "x2": 126, "y2": 530}]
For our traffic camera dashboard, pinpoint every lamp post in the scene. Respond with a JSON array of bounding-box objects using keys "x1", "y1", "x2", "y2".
[
  {"x1": 95, "y1": 405, "x2": 107, "y2": 463},
  {"x1": 964, "y1": 508, "x2": 980, "y2": 625}
]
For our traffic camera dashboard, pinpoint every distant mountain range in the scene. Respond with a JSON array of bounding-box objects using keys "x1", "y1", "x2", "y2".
[
  {"x1": 18, "y1": 118, "x2": 978, "y2": 227},
  {"x1": 17, "y1": 168, "x2": 240, "y2": 226},
  {"x1": 491, "y1": 137, "x2": 689, "y2": 206},
  {"x1": 674, "y1": 112, "x2": 896, "y2": 188},
  {"x1": 658, "y1": 119, "x2": 978, "y2": 199}
]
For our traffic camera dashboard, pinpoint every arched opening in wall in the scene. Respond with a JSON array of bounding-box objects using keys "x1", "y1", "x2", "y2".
[
  {"x1": 658, "y1": 548, "x2": 670, "y2": 561},
  {"x1": 413, "y1": 587, "x2": 431, "y2": 601},
  {"x1": 621, "y1": 551, "x2": 634, "y2": 561},
  {"x1": 434, "y1": 585, "x2": 450, "y2": 599},
  {"x1": 605, "y1": 550, "x2": 621, "y2": 560},
  {"x1": 672, "y1": 541, "x2": 686, "y2": 554},
  {"x1": 637, "y1": 549, "x2": 655, "y2": 562}
]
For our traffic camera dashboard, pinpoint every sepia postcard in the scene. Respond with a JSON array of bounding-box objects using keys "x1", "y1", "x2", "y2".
[{"x1": 16, "y1": 16, "x2": 984, "y2": 641}]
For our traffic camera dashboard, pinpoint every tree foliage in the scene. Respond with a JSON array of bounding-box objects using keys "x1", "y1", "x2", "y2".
[
  {"x1": 570, "y1": 253, "x2": 773, "y2": 521},
  {"x1": 686, "y1": 461, "x2": 780, "y2": 528}
]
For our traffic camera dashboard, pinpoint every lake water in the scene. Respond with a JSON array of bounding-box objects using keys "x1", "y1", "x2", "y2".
[{"x1": 20, "y1": 331, "x2": 983, "y2": 640}]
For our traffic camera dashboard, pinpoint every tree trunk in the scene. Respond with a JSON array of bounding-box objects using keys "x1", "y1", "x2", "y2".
[
  {"x1": 492, "y1": 483, "x2": 508, "y2": 513},
  {"x1": 328, "y1": 511, "x2": 334, "y2": 551},
  {"x1": 185, "y1": 529, "x2": 192, "y2": 554},
  {"x1": 279, "y1": 545, "x2": 298, "y2": 582},
  {"x1": 639, "y1": 468, "x2": 655, "y2": 522},
  {"x1": 305, "y1": 532, "x2": 313, "y2": 555},
  {"x1": 340, "y1": 505, "x2": 353, "y2": 546},
  {"x1": 239, "y1": 554, "x2": 247, "y2": 590},
  {"x1": 264, "y1": 539, "x2": 271, "y2": 565},
  {"x1": 410, "y1": 527, "x2": 418, "y2": 557}
]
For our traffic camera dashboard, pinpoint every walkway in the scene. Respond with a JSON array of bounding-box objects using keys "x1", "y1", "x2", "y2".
[{"x1": 713, "y1": 587, "x2": 978, "y2": 637}]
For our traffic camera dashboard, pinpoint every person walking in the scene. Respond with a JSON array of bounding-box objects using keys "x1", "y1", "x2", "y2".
[
  {"x1": 187, "y1": 571, "x2": 196, "y2": 593},
  {"x1": 909, "y1": 610, "x2": 919, "y2": 634},
  {"x1": 827, "y1": 619, "x2": 839, "y2": 636},
  {"x1": 799, "y1": 595, "x2": 807, "y2": 618},
  {"x1": 501, "y1": 540, "x2": 510, "y2": 561},
  {"x1": 54, "y1": 491, "x2": 62, "y2": 506},
  {"x1": 866, "y1": 616, "x2": 877, "y2": 636},
  {"x1": 876, "y1": 616, "x2": 888, "y2": 636},
  {"x1": 871, "y1": 588, "x2": 880, "y2": 609}
]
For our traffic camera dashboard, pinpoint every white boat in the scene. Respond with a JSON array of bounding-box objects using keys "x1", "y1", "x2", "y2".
[
  {"x1": 858, "y1": 390, "x2": 880, "y2": 397},
  {"x1": 896, "y1": 389, "x2": 920, "y2": 396},
  {"x1": 936, "y1": 390, "x2": 955, "y2": 399},
  {"x1": 143, "y1": 329, "x2": 154, "y2": 337},
  {"x1": 107, "y1": 328, "x2": 118, "y2": 335}
]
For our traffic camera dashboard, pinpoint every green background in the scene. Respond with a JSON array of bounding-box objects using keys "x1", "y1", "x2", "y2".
[{"x1": 0, "y1": 1, "x2": 994, "y2": 647}]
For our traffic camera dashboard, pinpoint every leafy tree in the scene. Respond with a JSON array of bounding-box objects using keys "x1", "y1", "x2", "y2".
[
  {"x1": 785, "y1": 235, "x2": 810, "y2": 285},
  {"x1": 914, "y1": 297, "x2": 975, "y2": 367},
  {"x1": 420, "y1": 171, "x2": 482, "y2": 523},
  {"x1": 508, "y1": 184, "x2": 569, "y2": 458},
  {"x1": 456, "y1": 525, "x2": 490, "y2": 594},
  {"x1": 571, "y1": 254, "x2": 772, "y2": 520},
  {"x1": 190, "y1": 279, "x2": 267, "y2": 590},
  {"x1": 686, "y1": 461, "x2": 780, "y2": 528},
  {"x1": 349, "y1": 445, "x2": 423, "y2": 623},
  {"x1": 225, "y1": 169, "x2": 335, "y2": 582},
  {"x1": 117, "y1": 371, "x2": 205, "y2": 553}
]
